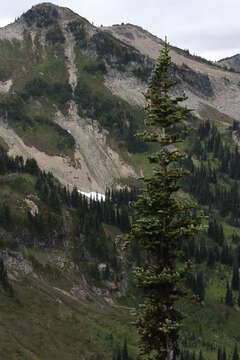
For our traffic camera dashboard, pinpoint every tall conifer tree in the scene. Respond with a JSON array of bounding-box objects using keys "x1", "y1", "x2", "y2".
[
  {"x1": 222, "y1": 348, "x2": 227, "y2": 360},
  {"x1": 232, "y1": 263, "x2": 239, "y2": 291},
  {"x1": 127, "y1": 40, "x2": 203, "y2": 359},
  {"x1": 233, "y1": 344, "x2": 239, "y2": 360},
  {"x1": 225, "y1": 282, "x2": 233, "y2": 306}
]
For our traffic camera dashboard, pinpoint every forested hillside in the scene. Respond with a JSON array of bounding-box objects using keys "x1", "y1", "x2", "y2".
[{"x1": 0, "y1": 3, "x2": 240, "y2": 360}]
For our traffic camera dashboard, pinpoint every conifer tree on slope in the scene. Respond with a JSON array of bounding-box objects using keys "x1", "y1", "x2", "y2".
[
  {"x1": 231, "y1": 263, "x2": 239, "y2": 291},
  {"x1": 233, "y1": 344, "x2": 239, "y2": 360},
  {"x1": 127, "y1": 40, "x2": 202, "y2": 360}
]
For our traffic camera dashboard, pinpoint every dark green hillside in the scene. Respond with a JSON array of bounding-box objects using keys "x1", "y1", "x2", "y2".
[
  {"x1": 0, "y1": 144, "x2": 135, "y2": 256},
  {"x1": 0, "y1": 275, "x2": 138, "y2": 360},
  {"x1": 0, "y1": 145, "x2": 140, "y2": 359},
  {"x1": 2, "y1": 117, "x2": 240, "y2": 359},
  {"x1": 173, "y1": 120, "x2": 240, "y2": 358},
  {"x1": 122, "y1": 117, "x2": 240, "y2": 359}
]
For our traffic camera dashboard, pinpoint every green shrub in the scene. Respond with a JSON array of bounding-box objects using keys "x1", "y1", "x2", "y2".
[
  {"x1": 23, "y1": 5, "x2": 59, "y2": 28},
  {"x1": 68, "y1": 20, "x2": 87, "y2": 47},
  {"x1": 0, "y1": 203, "x2": 11, "y2": 230},
  {"x1": 0, "y1": 69, "x2": 9, "y2": 82},
  {"x1": 83, "y1": 60, "x2": 106, "y2": 75},
  {"x1": 24, "y1": 78, "x2": 72, "y2": 105},
  {"x1": 46, "y1": 25, "x2": 65, "y2": 45}
]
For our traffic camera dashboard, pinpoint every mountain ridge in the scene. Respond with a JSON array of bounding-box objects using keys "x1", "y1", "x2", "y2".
[
  {"x1": 218, "y1": 53, "x2": 240, "y2": 72},
  {"x1": 0, "y1": 2, "x2": 240, "y2": 194}
]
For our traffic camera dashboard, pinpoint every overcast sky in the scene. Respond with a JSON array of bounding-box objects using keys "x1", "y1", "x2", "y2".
[{"x1": 0, "y1": 0, "x2": 239, "y2": 61}]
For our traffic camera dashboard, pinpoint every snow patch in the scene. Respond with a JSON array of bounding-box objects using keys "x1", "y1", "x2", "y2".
[{"x1": 78, "y1": 190, "x2": 106, "y2": 202}]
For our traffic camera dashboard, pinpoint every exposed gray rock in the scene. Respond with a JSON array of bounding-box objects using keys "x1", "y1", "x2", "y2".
[
  {"x1": 71, "y1": 285, "x2": 88, "y2": 298},
  {"x1": 218, "y1": 54, "x2": 240, "y2": 72},
  {"x1": 1, "y1": 250, "x2": 33, "y2": 275},
  {"x1": 173, "y1": 64, "x2": 214, "y2": 98}
]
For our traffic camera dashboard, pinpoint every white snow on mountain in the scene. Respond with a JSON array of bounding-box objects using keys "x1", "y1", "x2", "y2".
[{"x1": 78, "y1": 190, "x2": 106, "y2": 202}]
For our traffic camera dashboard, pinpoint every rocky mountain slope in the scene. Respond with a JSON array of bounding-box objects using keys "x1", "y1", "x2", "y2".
[
  {"x1": 0, "y1": 3, "x2": 240, "y2": 195},
  {"x1": 104, "y1": 23, "x2": 240, "y2": 122},
  {"x1": 218, "y1": 53, "x2": 240, "y2": 72}
]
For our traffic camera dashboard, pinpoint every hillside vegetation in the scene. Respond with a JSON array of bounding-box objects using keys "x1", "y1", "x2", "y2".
[{"x1": 0, "y1": 3, "x2": 240, "y2": 360}]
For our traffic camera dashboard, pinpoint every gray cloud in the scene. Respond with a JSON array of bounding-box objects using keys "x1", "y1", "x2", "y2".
[{"x1": 0, "y1": 0, "x2": 240, "y2": 61}]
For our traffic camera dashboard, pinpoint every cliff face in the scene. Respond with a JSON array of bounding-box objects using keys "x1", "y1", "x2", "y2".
[
  {"x1": 104, "y1": 23, "x2": 240, "y2": 121},
  {"x1": 218, "y1": 53, "x2": 240, "y2": 72},
  {"x1": 0, "y1": 3, "x2": 240, "y2": 193}
]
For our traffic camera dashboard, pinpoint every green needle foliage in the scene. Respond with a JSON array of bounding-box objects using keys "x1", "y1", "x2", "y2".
[{"x1": 127, "y1": 40, "x2": 203, "y2": 360}]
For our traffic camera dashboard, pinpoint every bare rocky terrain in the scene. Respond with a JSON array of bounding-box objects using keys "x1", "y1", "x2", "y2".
[
  {"x1": 218, "y1": 54, "x2": 240, "y2": 72},
  {"x1": 0, "y1": 80, "x2": 12, "y2": 94},
  {"x1": 0, "y1": 120, "x2": 101, "y2": 192},
  {"x1": 104, "y1": 23, "x2": 240, "y2": 120},
  {"x1": 54, "y1": 104, "x2": 136, "y2": 192},
  {"x1": 104, "y1": 68, "x2": 145, "y2": 106}
]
